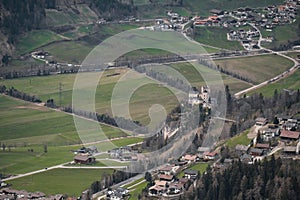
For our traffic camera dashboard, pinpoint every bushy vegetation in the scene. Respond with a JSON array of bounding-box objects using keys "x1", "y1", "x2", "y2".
[{"x1": 188, "y1": 157, "x2": 300, "y2": 200}]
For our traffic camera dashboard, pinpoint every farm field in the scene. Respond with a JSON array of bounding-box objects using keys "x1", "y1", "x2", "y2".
[
  {"x1": 177, "y1": 162, "x2": 209, "y2": 178},
  {"x1": 214, "y1": 54, "x2": 294, "y2": 84},
  {"x1": 168, "y1": 62, "x2": 252, "y2": 93},
  {"x1": 132, "y1": 0, "x2": 283, "y2": 17},
  {"x1": 45, "y1": 5, "x2": 98, "y2": 27},
  {"x1": 249, "y1": 69, "x2": 300, "y2": 97},
  {"x1": 194, "y1": 27, "x2": 244, "y2": 51},
  {"x1": 260, "y1": 14, "x2": 300, "y2": 50},
  {"x1": 0, "y1": 68, "x2": 181, "y2": 125},
  {"x1": 15, "y1": 30, "x2": 64, "y2": 55},
  {"x1": 0, "y1": 63, "x2": 253, "y2": 124},
  {"x1": 7, "y1": 168, "x2": 113, "y2": 196},
  {"x1": 225, "y1": 129, "x2": 251, "y2": 148},
  {"x1": 41, "y1": 40, "x2": 93, "y2": 64},
  {"x1": 0, "y1": 95, "x2": 128, "y2": 146}
]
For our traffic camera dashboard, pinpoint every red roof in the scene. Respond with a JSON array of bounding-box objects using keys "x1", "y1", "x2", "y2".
[
  {"x1": 280, "y1": 130, "x2": 300, "y2": 139},
  {"x1": 158, "y1": 174, "x2": 174, "y2": 181},
  {"x1": 159, "y1": 165, "x2": 174, "y2": 172},
  {"x1": 256, "y1": 143, "x2": 270, "y2": 149},
  {"x1": 204, "y1": 151, "x2": 217, "y2": 157}
]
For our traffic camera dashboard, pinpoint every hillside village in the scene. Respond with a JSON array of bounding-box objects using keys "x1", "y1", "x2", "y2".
[{"x1": 0, "y1": 0, "x2": 300, "y2": 200}]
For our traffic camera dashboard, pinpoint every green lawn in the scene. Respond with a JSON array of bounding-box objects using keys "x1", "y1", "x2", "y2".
[
  {"x1": 8, "y1": 168, "x2": 113, "y2": 196},
  {"x1": 0, "y1": 145, "x2": 78, "y2": 175},
  {"x1": 168, "y1": 62, "x2": 252, "y2": 93},
  {"x1": 133, "y1": 0, "x2": 283, "y2": 17},
  {"x1": 214, "y1": 54, "x2": 294, "y2": 84},
  {"x1": 183, "y1": 0, "x2": 283, "y2": 16},
  {"x1": 45, "y1": 5, "x2": 98, "y2": 27},
  {"x1": 194, "y1": 27, "x2": 243, "y2": 51},
  {"x1": 128, "y1": 181, "x2": 147, "y2": 200},
  {"x1": 261, "y1": 14, "x2": 300, "y2": 50},
  {"x1": 16, "y1": 30, "x2": 64, "y2": 55},
  {"x1": 226, "y1": 129, "x2": 251, "y2": 148},
  {"x1": 0, "y1": 69, "x2": 181, "y2": 125},
  {"x1": 178, "y1": 162, "x2": 209, "y2": 177},
  {"x1": 41, "y1": 40, "x2": 93, "y2": 64},
  {"x1": 249, "y1": 69, "x2": 300, "y2": 97},
  {"x1": 0, "y1": 95, "x2": 128, "y2": 146}
]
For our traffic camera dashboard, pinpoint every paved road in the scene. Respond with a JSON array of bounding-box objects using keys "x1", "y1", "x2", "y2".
[
  {"x1": 233, "y1": 18, "x2": 299, "y2": 98},
  {"x1": 2, "y1": 162, "x2": 69, "y2": 181}
]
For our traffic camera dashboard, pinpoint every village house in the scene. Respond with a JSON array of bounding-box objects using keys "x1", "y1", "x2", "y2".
[
  {"x1": 203, "y1": 151, "x2": 218, "y2": 161},
  {"x1": 182, "y1": 154, "x2": 198, "y2": 163},
  {"x1": 279, "y1": 130, "x2": 300, "y2": 141},
  {"x1": 158, "y1": 174, "x2": 174, "y2": 182},
  {"x1": 283, "y1": 146, "x2": 297, "y2": 155},
  {"x1": 73, "y1": 154, "x2": 95, "y2": 164},
  {"x1": 168, "y1": 182, "x2": 184, "y2": 195},
  {"x1": 158, "y1": 165, "x2": 179, "y2": 175},
  {"x1": 240, "y1": 154, "x2": 252, "y2": 164},
  {"x1": 235, "y1": 144, "x2": 249, "y2": 156},
  {"x1": 249, "y1": 148, "x2": 264, "y2": 156},
  {"x1": 255, "y1": 143, "x2": 270, "y2": 150},
  {"x1": 183, "y1": 169, "x2": 199, "y2": 180},
  {"x1": 255, "y1": 117, "x2": 268, "y2": 126},
  {"x1": 149, "y1": 180, "x2": 167, "y2": 196}
]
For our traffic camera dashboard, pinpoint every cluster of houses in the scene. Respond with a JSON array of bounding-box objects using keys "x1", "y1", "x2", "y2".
[
  {"x1": 151, "y1": 11, "x2": 188, "y2": 31},
  {"x1": 148, "y1": 150, "x2": 218, "y2": 197},
  {"x1": 109, "y1": 146, "x2": 138, "y2": 161},
  {"x1": 236, "y1": 116, "x2": 300, "y2": 164},
  {"x1": 188, "y1": 85, "x2": 211, "y2": 108},
  {"x1": 0, "y1": 188, "x2": 64, "y2": 200},
  {"x1": 72, "y1": 146, "x2": 98, "y2": 165},
  {"x1": 106, "y1": 187, "x2": 129, "y2": 200},
  {"x1": 192, "y1": 0, "x2": 299, "y2": 50}
]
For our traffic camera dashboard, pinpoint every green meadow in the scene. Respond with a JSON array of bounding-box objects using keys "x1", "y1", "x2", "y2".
[
  {"x1": 214, "y1": 54, "x2": 294, "y2": 84},
  {"x1": 8, "y1": 168, "x2": 113, "y2": 196}
]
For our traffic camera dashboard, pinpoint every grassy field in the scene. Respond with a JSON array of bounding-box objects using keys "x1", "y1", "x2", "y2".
[
  {"x1": 41, "y1": 41, "x2": 93, "y2": 64},
  {"x1": 133, "y1": 0, "x2": 283, "y2": 17},
  {"x1": 128, "y1": 181, "x2": 147, "y2": 200},
  {"x1": 0, "y1": 69, "x2": 180, "y2": 125},
  {"x1": 177, "y1": 162, "x2": 209, "y2": 177},
  {"x1": 0, "y1": 95, "x2": 128, "y2": 146},
  {"x1": 249, "y1": 69, "x2": 300, "y2": 97},
  {"x1": 16, "y1": 30, "x2": 64, "y2": 55},
  {"x1": 0, "y1": 145, "x2": 78, "y2": 175},
  {"x1": 40, "y1": 23, "x2": 139, "y2": 63},
  {"x1": 194, "y1": 27, "x2": 243, "y2": 51},
  {"x1": 214, "y1": 54, "x2": 294, "y2": 84},
  {"x1": 285, "y1": 52, "x2": 300, "y2": 60},
  {"x1": 168, "y1": 62, "x2": 252, "y2": 93},
  {"x1": 7, "y1": 168, "x2": 113, "y2": 196},
  {"x1": 261, "y1": 14, "x2": 300, "y2": 50},
  {"x1": 45, "y1": 5, "x2": 98, "y2": 27},
  {"x1": 226, "y1": 129, "x2": 251, "y2": 148},
  {"x1": 183, "y1": 0, "x2": 284, "y2": 16}
]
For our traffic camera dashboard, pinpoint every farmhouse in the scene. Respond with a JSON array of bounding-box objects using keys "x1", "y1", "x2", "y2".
[
  {"x1": 182, "y1": 154, "x2": 198, "y2": 162},
  {"x1": 255, "y1": 118, "x2": 268, "y2": 126},
  {"x1": 283, "y1": 146, "x2": 297, "y2": 155},
  {"x1": 249, "y1": 148, "x2": 264, "y2": 156},
  {"x1": 255, "y1": 143, "x2": 270, "y2": 150},
  {"x1": 158, "y1": 174, "x2": 174, "y2": 182},
  {"x1": 203, "y1": 151, "x2": 218, "y2": 160},
  {"x1": 280, "y1": 130, "x2": 300, "y2": 140},
  {"x1": 183, "y1": 169, "x2": 199, "y2": 180},
  {"x1": 74, "y1": 154, "x2": 95, "y2": 164},
  {"x1": 158, "y1": 165, "x2": 179, "y2": 175}
]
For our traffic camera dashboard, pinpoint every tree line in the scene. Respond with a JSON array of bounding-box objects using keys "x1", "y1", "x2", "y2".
[
  {"x1": 184, "y1": 157, "x2": 300, "y2": 200},
  {"x1": 0, "y1": 85, "x2": 41, "y2": 103}
]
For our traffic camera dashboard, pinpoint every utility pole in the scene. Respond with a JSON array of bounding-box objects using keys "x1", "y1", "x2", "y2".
[{"x1": 59, "y1": 82, "x2": 63, "y2": 107}]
